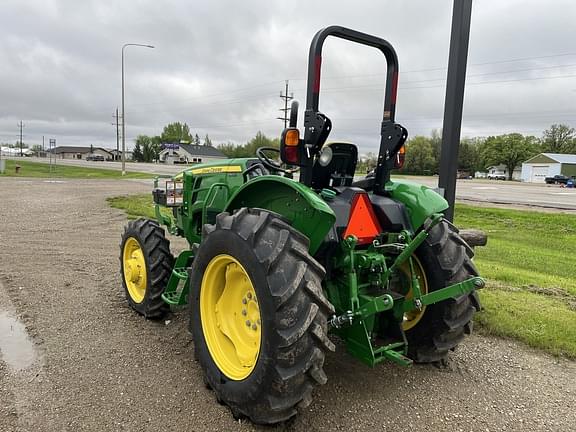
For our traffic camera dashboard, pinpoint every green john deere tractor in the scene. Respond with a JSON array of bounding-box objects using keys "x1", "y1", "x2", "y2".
[{"x1": 119, "y1": 26, "x2": 483, "y2": 424}]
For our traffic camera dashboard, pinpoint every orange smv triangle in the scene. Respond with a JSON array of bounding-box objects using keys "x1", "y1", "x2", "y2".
[{"x1": 342, "y1": 193, "x2": 382, "y2": 245}]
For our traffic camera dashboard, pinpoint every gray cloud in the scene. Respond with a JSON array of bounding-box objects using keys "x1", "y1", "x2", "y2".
[{"x1": 1, "y1": 0, "x2": 575, "y2": 153}]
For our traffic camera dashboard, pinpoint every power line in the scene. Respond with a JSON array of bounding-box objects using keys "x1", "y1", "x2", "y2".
[
  {"x1": 276, "y1": 80, "x2": 293, "y2": 128},
  {"x1": 125, "y1": 79, "x2": 286, "y2": 109},
  {"x1": 288, "y1": 51, "x2": 576, "y2": 81},
  {"x1": 127, "y1": 92, "x2": 278, "y2": 115},
  {"x1": 328, "y1": 108, "x2": 576, "y2": 123},
  {"x1": 124, "y1": 63, "x2": 576, "y2": 117},
  {"x1": 86, "y1": 51, "x2": 576, "y2": 119},
  {"x1": 293, "y1": 72, "x2": 576, "y2": 94},
  {"x1": 112, "y1": 53, "x2": 576, "y2": 114}
]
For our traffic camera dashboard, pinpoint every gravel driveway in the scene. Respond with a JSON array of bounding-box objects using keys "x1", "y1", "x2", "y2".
[{"x1": 0, "y1": 177, "x2": 574, "y2": 432}]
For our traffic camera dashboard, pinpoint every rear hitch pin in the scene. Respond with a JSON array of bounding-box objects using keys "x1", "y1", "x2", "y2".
[{"x1": 329, "y1": 311, "x2": 354, "y2": 328}]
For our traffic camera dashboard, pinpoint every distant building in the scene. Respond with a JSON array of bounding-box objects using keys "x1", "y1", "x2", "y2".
[
  {"x1": 51, "y1": 146, "x2": 113, "y2": 160},
  {"x1": 486, "y1": 164, "x2": 521, "y2": 180},
  {"x1": 521, "y1": 153, "x2": 576, "y2": 183},
  {"x1": 158, "y1": 143, "x2": 226, "y2": 164},
  {"x1": 109, "y1": 149, "x2": 132, "y2": 161},
  {"x1": 0, "y1": 146, "x2": 34, "y2": 156}
]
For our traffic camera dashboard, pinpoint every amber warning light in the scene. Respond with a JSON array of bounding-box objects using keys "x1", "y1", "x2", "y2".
[
  {"x1": 281, "y1": 128, "x2": 300, "y2": 165},
  {"x1": 342, "y1": 193, "x2": 382, "y2": 245}
]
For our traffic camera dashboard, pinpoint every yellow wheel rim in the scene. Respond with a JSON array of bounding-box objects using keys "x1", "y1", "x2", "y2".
[
  {"x1": 401, "y1": 256, "x2": 429, "y2": 331},
  {"x1": 122, "y1": 237, "x2": 147, "y2": 304},
  {"x1": 200, "y1": 254, "x2": 261, "y2": 381}
]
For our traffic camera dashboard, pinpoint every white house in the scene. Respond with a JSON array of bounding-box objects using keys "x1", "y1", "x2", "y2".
[
  {"x1": 159, "y1": 143, "x2": 226, "y2": 164},
  {"x1": 521, "y1": 153, "x2": 576, "y2": 183},
  {"x1": 51, "y1": 146, "x2": 113, "y2": 160}
]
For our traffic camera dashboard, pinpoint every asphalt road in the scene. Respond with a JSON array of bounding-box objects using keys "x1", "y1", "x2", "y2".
[{"x1": 11, "y1": 157, "x2": 576, "y2": 211}]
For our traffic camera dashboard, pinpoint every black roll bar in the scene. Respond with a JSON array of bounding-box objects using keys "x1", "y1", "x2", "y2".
[
  {"x1": 301, "y1": 26, "x2": 405, "y2": 193},
  {"x1": 305, "y1": 26, "x2": 399, "y2": 121}
]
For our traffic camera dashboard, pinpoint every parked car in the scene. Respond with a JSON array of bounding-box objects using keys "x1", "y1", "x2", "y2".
[
  {"x1": 86, "y1": 155, "x2": 105, "y2": 161},
  {"x1": 487, "y1": 173, "x2": 507, "y2": 180},
  {"x1": 545, "y1": 174, "x2": 574, "y2": 185}
]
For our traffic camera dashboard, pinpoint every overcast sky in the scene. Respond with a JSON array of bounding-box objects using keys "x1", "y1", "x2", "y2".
[{"x1": 1, "y1": 0, "x2": 575, "y2": 153}]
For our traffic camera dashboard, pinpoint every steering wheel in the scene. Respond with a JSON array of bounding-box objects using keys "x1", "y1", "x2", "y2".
[{"x1": 256, "y1": 147, "x2": 299, "y2": 175}]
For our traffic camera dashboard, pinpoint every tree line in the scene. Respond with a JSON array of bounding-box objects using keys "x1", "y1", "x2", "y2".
[
  {"x1": 132, "y1": 122, "x2": 214, "y2": 162},
  {"x1": 133, "y1": 122, "x2": 575, "y2": 178},
  {"x1": 362, "y1": 123, "x2": 576, "y2": 180},
  {"x1": 132, "y1": 122, "x2": 278, "y2": 162}
]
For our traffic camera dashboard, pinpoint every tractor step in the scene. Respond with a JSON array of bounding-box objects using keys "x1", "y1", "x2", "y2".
[
  {"x1": 161, "y1": 250, "x2": 194, "y2": 306},
  {"x1": 172, "y1": 267, "x2": 188, "y2": 281},
  {"x1": 161, "y1": 267, "x2": 189, "y2": 305},
  {"x1": 161, "y1": 290, "x2": 182, "y2": 305}
]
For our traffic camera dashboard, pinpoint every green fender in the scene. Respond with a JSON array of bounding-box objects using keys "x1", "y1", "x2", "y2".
[
  {"x1": 386, "y1": 179, "x2": 449, "y2": 230},
  {"x1": 225, "y1": 176, "x2": 335, "y2": 255}
]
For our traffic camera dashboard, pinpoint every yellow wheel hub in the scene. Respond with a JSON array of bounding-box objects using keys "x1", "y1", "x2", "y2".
[
  {"x1": 122, "y1": 237, "x2": 147, "y2": 304},
  {"x1": 200, "y1": 254, "x2": 261, "y2": 381},
  {"x1": 401, "y1": 256, "x2": 429, "y2": 331}
]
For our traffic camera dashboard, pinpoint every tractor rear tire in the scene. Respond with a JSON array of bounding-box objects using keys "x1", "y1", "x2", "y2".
[
  {"x1": 406, "y1": 219, "x2": 481, "y2": 363},
  {"x1": 189, "y1": 208, "x2": 335, "y2": 425},
  {"x1": 120, "y1": 218, "x2": 173, "y2": 319}
]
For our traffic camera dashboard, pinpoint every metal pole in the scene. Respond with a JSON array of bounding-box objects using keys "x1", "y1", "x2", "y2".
[
  {"x1": 121, "y1": 46, "x2": 126, "y2": 175},
  {"x1": 438, "y1": 0, "x2": 473, "y2": 222},
  {"x1": 284, "y1": 81, "x2": 289, "y2": 129},
  {"x1": 115, "y1": 108, "x2": 120, "y2": 161},
  {"x1": 49, "y1": 138, "x2": 56, "y2": 173},
  {"x1": 121, "y1": 43, "x2": 154, "y2": 175},
  {"x1": 18, "y1": 121, "x2": 24, "y2": 156}
]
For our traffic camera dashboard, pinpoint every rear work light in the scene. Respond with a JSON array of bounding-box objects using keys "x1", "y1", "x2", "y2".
[
  {"x1": 394, "y1": 145, "x2": 405, "y2": 169},
  {"x1": 342, "y1": 193, "x2": 382, "y2": 245}
]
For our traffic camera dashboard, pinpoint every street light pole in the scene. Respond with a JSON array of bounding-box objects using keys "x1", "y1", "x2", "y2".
[{"x1": 121, "y1": 43, "x2": 154, "y2": 175}]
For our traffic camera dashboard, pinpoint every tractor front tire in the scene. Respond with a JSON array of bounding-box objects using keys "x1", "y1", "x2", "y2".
[
  {"x1": 120, "y1": 218, "x2": 173, "y2": 319},
  {"x1": 406, "y1": 219, "x2": 481, "y2": 363},
  {"x1": 189, "y1": 208, "x2": 335, "y2": 425}
]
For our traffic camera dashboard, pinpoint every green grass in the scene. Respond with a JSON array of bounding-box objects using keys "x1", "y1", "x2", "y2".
[
  {"x1": 107, "y1": 194, "x2": 172, "y2": 220},
  {"x1": 107, "y1": 195, "x2": 576, "y2": 358},
  {"x1": 455, "y1": 204, "x2": 576, "y2": 358},
  {"x1": 455, "y1": 204, "x2": 576, "y2": 295},
  {"x1": 475, "y1": 289, "x2": 576, "y2": 358},
  {"x1": 0, "y1": 159, "x2": 151, "y2": 179}
]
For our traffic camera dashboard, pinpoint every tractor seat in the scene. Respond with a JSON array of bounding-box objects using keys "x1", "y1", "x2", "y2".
[
  {"x1": 351, "y1": 176, "x2": 375, "y2": 191},
  {"x1": 311, "y1": 142, "x2": 358, "y2": 189}
]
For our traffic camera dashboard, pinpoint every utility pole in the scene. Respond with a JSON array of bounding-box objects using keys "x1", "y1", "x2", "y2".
[
  {"x1": 438, "y1": 0, "x2": 473, "y2": 222},
  {"x1": 18, "y1": 121, "x2": 24, "y2": 156},
  {"x1": 42, "y1": 135, "x2": 45, "y2": 152},
  {"x1": 112, "y1": 109, "x2": 121, "y2": 161},
  {"x1": 277, "y1": 80, "x2": 293, "y2": 128},
  {"x1": 49, "y1": 138, "x2": 56, "y2": 173}
]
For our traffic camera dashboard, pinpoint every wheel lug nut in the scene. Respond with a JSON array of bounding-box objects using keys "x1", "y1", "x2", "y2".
[
  {"x1": 252, "y1": 324, "x2": 257, "y2": 330},
  {"x1": 247, "y1": 292, "x2": 252, "y2": 300},
  {"x1": 242, "y1": 309, "x2": 247, "y2": 316},
  {"x1": 242, "y1": 298, "x2": 247, "y2": 304},
  {"x1": 246, "y1": 320, "x2": 251, "y2": 327},
  {"x1": 257, "y1": 319, "x2": 261, "y2": 325}
]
